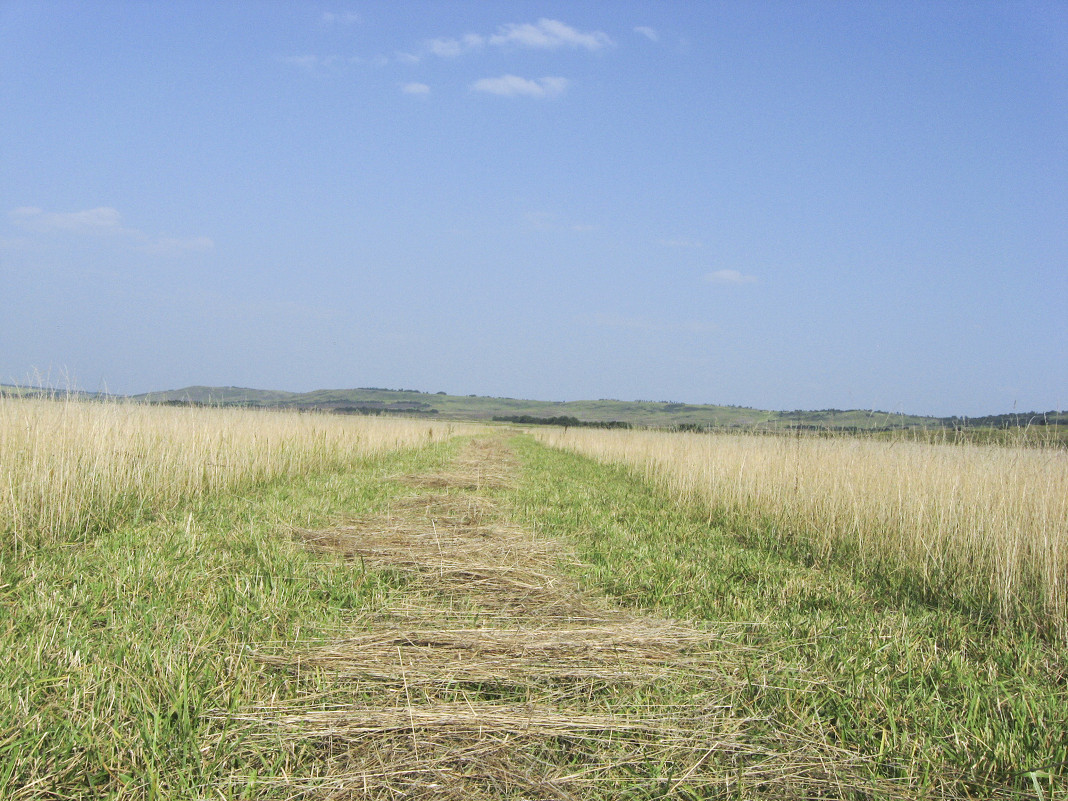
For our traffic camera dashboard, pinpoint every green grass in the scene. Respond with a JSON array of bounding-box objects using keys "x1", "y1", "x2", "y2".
[
  {"x1": 0, "y1": 438, "x2": 460, "y2": 799},
  {"x1": 508, "y1": 436, "x2": 1068, "y2": 798}
]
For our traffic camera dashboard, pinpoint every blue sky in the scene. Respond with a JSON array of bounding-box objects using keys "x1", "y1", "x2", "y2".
[{"x1": 1, "y1": 1, "x2": 1065, "y2": 416}]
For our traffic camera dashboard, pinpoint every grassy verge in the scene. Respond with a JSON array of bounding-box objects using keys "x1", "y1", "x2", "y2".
[
  {"x1": 0, "y1": 437, "x2": 462, "y2": 799},
  {"x1": 510, "y1": 436, "x2": 1068, "y2": 798}
]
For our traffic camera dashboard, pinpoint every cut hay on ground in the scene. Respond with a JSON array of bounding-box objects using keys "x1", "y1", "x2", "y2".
[
  {"x1": 256, "y1": 621, "x2": 731, "y2": 690},
  {"x1": 228, "y1": 438, "x2": 918, "y2": 799},
  {"x1": 218, "y1": 699, "x2": 909, "y2": 800},
  {"x1": 291, "y1": 468, "x2": 609, "y2": 618}
]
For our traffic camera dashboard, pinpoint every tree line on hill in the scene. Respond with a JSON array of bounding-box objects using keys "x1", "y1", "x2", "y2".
[{"x1": 492, "y1": 415, "x2": 631, "y2": 429}]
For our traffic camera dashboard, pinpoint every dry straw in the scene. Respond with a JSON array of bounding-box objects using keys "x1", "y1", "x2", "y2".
[
  {"x1": 220, "y1": 693, "x2": 909, "y2": 800},
  {"x1": 535, "y1": 427, "x2": 1068, "y2": 637},
  {"x1": 293, "y1": 487, "x2": 606, "y2": 618},
  {"x1": 256, "y1": 621, "x2": 730, "y2": 690},
  {"x1": 0, "y1": 395, "x2": 472, "y2": 551}
]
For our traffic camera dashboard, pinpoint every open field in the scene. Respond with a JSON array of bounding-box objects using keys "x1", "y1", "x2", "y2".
[{"x1": 2, "y1": 399, "x2": 1066, "y2": 797}]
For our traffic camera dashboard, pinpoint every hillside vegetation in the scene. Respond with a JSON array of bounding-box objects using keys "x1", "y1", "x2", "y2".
[
  {"x1": 105, "y1": 384, "x2": 1065, "y2": 435},
  {"x1": 5, "y1": 384, "x2": 1063, "y2": 440}
]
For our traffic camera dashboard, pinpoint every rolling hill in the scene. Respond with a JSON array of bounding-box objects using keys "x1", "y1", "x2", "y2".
[{"x1": 5, "y1": 383, "x2": 1062, "y2": 433}]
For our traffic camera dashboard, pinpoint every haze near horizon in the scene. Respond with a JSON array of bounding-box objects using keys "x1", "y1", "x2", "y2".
[{"x1": 1, "y1": 2, "x2": 1065, "y2": 417}]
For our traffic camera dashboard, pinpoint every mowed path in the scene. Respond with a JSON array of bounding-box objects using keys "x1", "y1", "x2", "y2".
[{"x1": 221, "y1": 437, "x2": 901, "y2": 800}]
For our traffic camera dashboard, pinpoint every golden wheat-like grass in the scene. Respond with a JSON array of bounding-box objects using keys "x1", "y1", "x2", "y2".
[
  {"x1": 0, "y1": 396, "x2": 475, "y2": 550},
  {"x1": 535, "y1": 427, "x2": 1068, "y2": 636}
]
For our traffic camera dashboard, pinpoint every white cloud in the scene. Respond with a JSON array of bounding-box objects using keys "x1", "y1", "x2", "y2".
[
  {"x1": 284, "y1": 53, "x2": 352, "y2": 71},
  {"x1": 365, "y1": 54, "x2": 391, "y2": 67},
  {"x1": 427, "y1": 33, "x2": 484, "y2": 57},
  {"x1": 423, "y1": 19, "x2": 611, "y2": 58},
  {"x1": 321, "y1": 11, "x2": 361, "y2": 26},
  {"x1": 705, "y1": 269, "x2": 758, "y2": 285},
  {"x1": 401, "y1": 82, "x2": 430, "y2": 95},
  {"x1": 9, "y1": 206, "x2": 212, "y2": 256},
  {"x1": 472, "y1": 75, "x2": 568, "y2": 98},
  {"x1": 11, "y1": 206, "x2": 126, "y2": 235},
  {"x1": 282, "y1": 54, "x2": 323, "y2": 71},
  {"x1": 634, "y1": 26, "x2": 660, "y2": 42},
  {"x1": 489, "y1": 19, "x2": 612, "y2": 50}
]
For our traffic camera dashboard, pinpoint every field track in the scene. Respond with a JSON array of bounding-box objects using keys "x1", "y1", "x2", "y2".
[{"x1": 217, "y1": 437, "x2": 913, "y2": 799}]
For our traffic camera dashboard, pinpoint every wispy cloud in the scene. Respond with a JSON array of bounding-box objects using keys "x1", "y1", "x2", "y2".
[
  {"x1": 312, "y1": 19, "x2": 611, "y2": 71},
  {"x1": 588, "y1": 312, "x2": 716, "y2": 335},
  {"x1": 634, "y1": 26, "x2": 660, "y2": 42},
  {"x1": 705, "y1": 269, "x2": 758, "y2": 285},
  {"x1": 401, "y1": 82, "x2": 430, "y2": 95},
  {"x1": 12, "y1": 206, "x2": 127, "y2": 235},
  {"x1": 425, "y1": 19, "x2": 611, "y2": 59},
  {"x1": 321, "y1": 11, "x2": 361, "y2": 26},
  {"x1": 472, "y1": 75, "x2": 568, "y2": 98},
  {"x1": 427, "y1": 33, "x2": 484, "y2": 57},
  {"x1": 9, "y1": 206, "x2": 213, "y2": 256},
  {"x1": 489, "y1": 19, "x2": 612, "y2": 50}
]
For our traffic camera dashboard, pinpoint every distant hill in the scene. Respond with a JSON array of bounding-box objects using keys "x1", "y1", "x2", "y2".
[
  {"x1": 5, "y1": 383, "x2": 1062, "y2": 434},
  {"x1": 133, "y1": 385, "x2": 892, "y2": 427},
  {"x1": 127, "y1": 385, "x2": 1066, "y2": 432}
]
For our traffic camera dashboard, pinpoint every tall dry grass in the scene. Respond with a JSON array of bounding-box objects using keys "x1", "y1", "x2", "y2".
[
  {"x1": 0, "y1": 396, "x2": 473, "y2": 551},
  {"x1": 535, "y1": 427, "x2": 1068, "y2": 638}
]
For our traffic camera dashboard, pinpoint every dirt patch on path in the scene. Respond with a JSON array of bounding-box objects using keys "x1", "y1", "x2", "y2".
[{"x1": 220, "y1": 437, "x2": 905, "y2": 799}]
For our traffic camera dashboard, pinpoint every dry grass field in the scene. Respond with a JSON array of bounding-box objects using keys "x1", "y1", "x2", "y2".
[
  {"x1": 0, "y1": 396, "x2": 470, "y2": 552},
  {"x1": 534, "y1": 427, "x2": 1068, "y2": 639}
]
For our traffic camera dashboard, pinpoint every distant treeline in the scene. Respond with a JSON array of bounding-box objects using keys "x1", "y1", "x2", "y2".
[
  {"x1": 141, "y1": 399, "x2": 262, "y2": 408},
  {"x1": 146, "y1": 399, "x2": 441, "y2": 416},
  {"x1": 493, "y1": 415, "x2": 631, "y2": 429},
  {"x1": 942, "y1": 412, "x2": 1068, "y2": 428},
  {"x1": 332, "y1": 405, "x2": 439, "y2": 416}
]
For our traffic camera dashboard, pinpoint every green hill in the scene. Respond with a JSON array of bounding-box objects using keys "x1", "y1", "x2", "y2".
[
  {"x1": 132, "y1": 385, "x2": 947, "y2": 430},
  {"x1": 7, "y1": 383, "x2": 1062, "y2": 436}
]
